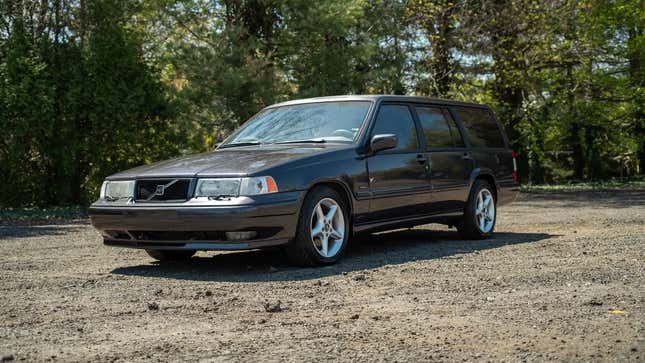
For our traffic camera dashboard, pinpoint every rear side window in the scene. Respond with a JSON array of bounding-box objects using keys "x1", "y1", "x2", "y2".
[
  {"x1": 416, "y1": 107, "x2": 464, "y2": 148},
  {"x1": 452, "y1": 107, "x2": 504, "y2": 148},
  {"x1": 371, "y1": 105, "x2": 419, "y2": 152}
]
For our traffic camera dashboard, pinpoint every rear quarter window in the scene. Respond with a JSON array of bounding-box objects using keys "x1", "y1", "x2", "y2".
[{"x1": 452, "y1": 107, "x2": 505, "y2": 148}]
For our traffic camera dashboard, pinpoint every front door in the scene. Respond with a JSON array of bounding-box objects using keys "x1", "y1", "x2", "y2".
[
  {"x1": 366, "y1": 104, "x2": 431, "y2": 221},
  {"x1": 414, "y1": 106, "x2": 472, "y2": 213}
]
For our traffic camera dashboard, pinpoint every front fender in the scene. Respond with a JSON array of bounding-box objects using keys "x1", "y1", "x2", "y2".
[{"x1": 262, "y1": 148, "x2": 370, "y2": 219}]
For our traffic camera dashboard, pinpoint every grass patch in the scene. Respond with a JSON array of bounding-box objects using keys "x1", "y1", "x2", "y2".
[
  {"x1": 521, "y1": 177, "x2": 645, "y2": 193},
  {"x1": 0, "y1": 206, "x2": 88, "y2": 225}
]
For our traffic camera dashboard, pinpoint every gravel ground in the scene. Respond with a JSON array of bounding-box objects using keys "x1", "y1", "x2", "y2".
[{"x1": 1, "y1": 191, "x2": 643, "y2": 362}]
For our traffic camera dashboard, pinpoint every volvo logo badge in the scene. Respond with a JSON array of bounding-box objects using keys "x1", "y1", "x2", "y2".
[{"x1": 146, "y1": 179, "x2": 179, "y2": 201}]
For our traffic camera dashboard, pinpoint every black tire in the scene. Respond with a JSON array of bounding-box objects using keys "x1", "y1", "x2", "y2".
[
  {"x1": 457, "y1": 180, "x2": 496, "y2": 239},
  {"x1": 145, "y1": 249, "x2": 196, "y2": 262},
  {"x1": 285, "y1": 186, "x2": 350, "y2": 266}
]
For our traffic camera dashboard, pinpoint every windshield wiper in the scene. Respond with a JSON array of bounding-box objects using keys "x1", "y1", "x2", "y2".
[
  {"x1": 273, "y1": 139, "x2": 327, "y2": 144},
  {"x1": 219, "y1": 141, "x2": 263, "y2": 148}
]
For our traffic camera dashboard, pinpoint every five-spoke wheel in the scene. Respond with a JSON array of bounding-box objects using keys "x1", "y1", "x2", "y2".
[
  {"x1": 475, "y1": 188, "x2": 495, "y2": 233},
  {"x1": 457, "y1": 180, "x2": 497, "y2": 239},
  {"x1": 286, "y1": 186, "x2": 349, "y2": 266},
  {"x1": 310, "y1": 197, "x2": 345, "y2": 258}
]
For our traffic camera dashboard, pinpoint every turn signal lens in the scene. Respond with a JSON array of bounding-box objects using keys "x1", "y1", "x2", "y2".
[{"x1": 266, "y1": 177, "x2": 278, "y2": 193}]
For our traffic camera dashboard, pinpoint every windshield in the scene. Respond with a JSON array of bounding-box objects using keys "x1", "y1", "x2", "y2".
[{"x1": 223, "y1": 101, "x2": 372, "y2": 146}]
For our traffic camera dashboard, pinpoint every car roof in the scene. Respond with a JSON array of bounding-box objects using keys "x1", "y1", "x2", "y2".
[{"x1": 267, "y1": 95, "x2": 490, "y2": 109}]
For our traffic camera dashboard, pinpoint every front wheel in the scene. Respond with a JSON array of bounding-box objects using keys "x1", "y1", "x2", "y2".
[
  {"x1": 457, "y1": 180, "x2": 496, "y2": 239},
  {"x1": 286, "y1": 186, "x2": 349, "y2": 266},
  {"x1": 145, "y1": 249, "x2": 196, "y2": 262}
]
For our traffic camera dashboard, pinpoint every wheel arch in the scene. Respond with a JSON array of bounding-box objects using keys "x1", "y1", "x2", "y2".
[
  {"x1": 304, "y1": 179, "x2": 354, "y2": 218},
  {"x1": 468, "y1": 169, "x2": 498, "y2": 201}
]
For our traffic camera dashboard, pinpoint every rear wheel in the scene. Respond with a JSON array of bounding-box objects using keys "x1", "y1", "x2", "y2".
[
  {"x1": 286, "y1": 186, "x2": 349, "y2": 266},
  {"x1": 457, "y1": 180, "x2": 496, "y2": 239},
  {"x1": 145, "y1": 249, "x2": 195, "y2": 262}
]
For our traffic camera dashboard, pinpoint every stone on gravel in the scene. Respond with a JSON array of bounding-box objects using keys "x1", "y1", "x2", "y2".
[
  {"x1": 353, "y1": 274, "x2": 367, "y2": 281},
  {"x1": 147, "y1": 302, "x2": 159, "y2": 311},
  {"x1": 263, "y1": 301, "x2": 283, "y2": 313},
  {"x1": 584, "y1": 299, "x2": 603, "y2": 306},
  {"x1": 1, "y1": 354, "x2": 14, "y2": 362}
]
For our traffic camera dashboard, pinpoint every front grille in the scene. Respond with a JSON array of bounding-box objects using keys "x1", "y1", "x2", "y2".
[{"x1": 136, "y1": 179, "x2": 191, "y2": 202}]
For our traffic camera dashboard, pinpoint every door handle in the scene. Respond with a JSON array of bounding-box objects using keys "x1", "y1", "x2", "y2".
[
  {"x1": 462, "y1": 152, "x2": 473, "y2": 160},
  {"x1": 416, "y1": 154, "x2": 427, "y2": 163}
]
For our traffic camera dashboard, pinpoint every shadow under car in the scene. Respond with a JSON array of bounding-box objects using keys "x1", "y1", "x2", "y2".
[{"x1": 110, "y1": 229, "x2": 554, "y2": 282}]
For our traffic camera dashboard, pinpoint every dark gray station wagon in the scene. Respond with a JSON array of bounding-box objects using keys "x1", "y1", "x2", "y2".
[{"x1": 90, "y1": 95, "x2": 519, "y2": 266}]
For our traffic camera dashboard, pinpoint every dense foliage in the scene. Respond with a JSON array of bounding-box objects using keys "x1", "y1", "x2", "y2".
[{"x1": 1, "y1": 0, "x2": 643, "y2": 207}]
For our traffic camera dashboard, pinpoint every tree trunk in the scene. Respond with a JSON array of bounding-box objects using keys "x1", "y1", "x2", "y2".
[
  {"x1": 429, "y1": 5, "x2": 454, "y2": 97},
  {"x1": 488, "y1": 1, "x2": 527, "y2": 181},
  {"x1": 628, "y1": 27, "x2": 644, "y2": 174},
  {"x1": 567, "y1": 65, "x2": 584, "y2": 180},
  {"x1": 563, "y1": 3, "x2": 584, "y2": 180}
]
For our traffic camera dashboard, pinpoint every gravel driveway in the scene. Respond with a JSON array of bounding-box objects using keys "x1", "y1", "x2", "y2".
[{"x1": 1, "y1": 191, "x2": 643, "y2": 362}]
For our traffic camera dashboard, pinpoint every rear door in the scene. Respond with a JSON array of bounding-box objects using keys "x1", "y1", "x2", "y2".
[
  {"x1": 365, "y1": 104, "x2": 431, "y2": 221},
  {"x1": 450, "y1": 106, "x2": 512, "y2": 189},
  {"x1": 414, "y1": 105, "x2": 472, "y2": 212}
]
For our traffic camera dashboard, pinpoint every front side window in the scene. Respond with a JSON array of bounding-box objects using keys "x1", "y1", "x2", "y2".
[
  {"x1": 452, "y1": 107, "x2": 504, "y2": 148},
  {"x1": 224, "y1": 101, "x2": 371, "y2": 145},
  {"x1": 371, "y1": 105, "x2": 419, "y2": 152}
]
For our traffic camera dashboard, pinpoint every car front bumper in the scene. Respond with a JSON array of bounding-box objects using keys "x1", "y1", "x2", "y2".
[{"x1": 89, "y1": 191, "x2": 304, "y2": 251}]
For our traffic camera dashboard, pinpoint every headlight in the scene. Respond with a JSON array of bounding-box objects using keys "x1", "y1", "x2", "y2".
[
  {"x1": 195, "y1": 176, "x2": 278, "y2": 198},
  {"x1": 100, "y1": 180, "x2": 135, "y2": 200},
  {"x1": 195, "y1": 178, "x2": 242, "y2": 197}
]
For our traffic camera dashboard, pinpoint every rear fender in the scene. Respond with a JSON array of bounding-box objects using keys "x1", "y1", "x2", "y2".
[{"x1": 467, "y1": 168, "x2": 499, "y2": 198}]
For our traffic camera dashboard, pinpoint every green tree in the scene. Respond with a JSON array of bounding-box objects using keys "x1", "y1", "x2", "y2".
[
  {"x1": 1, "y1": 0, "x2": 177, "y2": 206},
  {"x1": 2, "y1": 0, "x2": 644, "y2": 207}
]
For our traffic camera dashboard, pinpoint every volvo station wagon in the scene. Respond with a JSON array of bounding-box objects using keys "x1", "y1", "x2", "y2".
[{"x1": 89, "y1": 95, "x2": 519, "y2": 266}]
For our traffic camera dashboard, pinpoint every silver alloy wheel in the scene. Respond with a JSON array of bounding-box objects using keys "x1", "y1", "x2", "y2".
[
  {"x1": 310, "y1": 197, "x2": 345, "y2": 258},
  {"x1": 476, "y1": 188, "x2": 495, "y2": 233}
]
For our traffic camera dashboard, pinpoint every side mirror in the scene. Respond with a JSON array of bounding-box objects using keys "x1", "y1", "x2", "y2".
[{"x1": 370, "y1": 134, "x2": 398, "y2": 153}]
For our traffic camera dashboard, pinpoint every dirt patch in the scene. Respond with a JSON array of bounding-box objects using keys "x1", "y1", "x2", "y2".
[{"x1": 1, "y1": 191, "x2": 643, "y2": 361}]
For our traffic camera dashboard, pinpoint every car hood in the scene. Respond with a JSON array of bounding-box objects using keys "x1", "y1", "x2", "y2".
[{"x1": 107, "y1": 144, "x2": 351, "y2": 179}]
